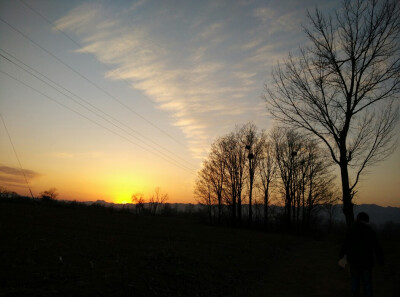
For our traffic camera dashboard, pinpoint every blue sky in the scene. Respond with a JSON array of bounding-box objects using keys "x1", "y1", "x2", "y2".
[{"x1": 0, "y1": 0, "x2": 399, "y2": 205}]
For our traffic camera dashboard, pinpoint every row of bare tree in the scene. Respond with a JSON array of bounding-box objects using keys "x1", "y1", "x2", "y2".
[
  {"x1": 195, "y1": 123, "x2": 339, "y2": 230},
  {"x1": 196, "y1": 0, "x2": 399, "y2": 229}
]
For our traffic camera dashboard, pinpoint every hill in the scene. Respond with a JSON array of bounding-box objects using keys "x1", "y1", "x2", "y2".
[
  {"x1": 0, "y1": 199, "x2": 399, "y2": 297},
  {"x1": 331, "y1": 204, "x2": 400, "y2": 226}
]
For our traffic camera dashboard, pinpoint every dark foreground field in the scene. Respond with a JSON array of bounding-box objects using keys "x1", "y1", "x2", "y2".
[{"x1": 1, "y1": 200, "x2": 399, "y2": 297}]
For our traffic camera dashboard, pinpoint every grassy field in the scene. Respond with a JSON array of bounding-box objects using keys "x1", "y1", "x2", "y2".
[{"x1": 0, "y1": 199, "x2": 398, "y2": 297}]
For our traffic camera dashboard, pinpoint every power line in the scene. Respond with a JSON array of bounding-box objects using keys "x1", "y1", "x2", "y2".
[
  {"x1": 19, "y1": 0, "x2": 84, "y2": 50},
  {"x1": 0, "y1": 48, "x2": 198, "y2": 171},
  {"x1": 0, "y1": 16, "x2": 189, "y2": 149},
  {"x1": 18, "y1": 0, "x2": 181, "y2": 90},
  {"x1": 0, "y1": 113, "x2": 35, "y2": 198},
  {"x1": 18, "y1": 0, "x2": 151, "y2": 88},
  {"x1": 0, "y1": 69, "x2": 196, "y2": 174},
  {"x1": 0, "y1": 68, "x2": 194, "y2": 173}
]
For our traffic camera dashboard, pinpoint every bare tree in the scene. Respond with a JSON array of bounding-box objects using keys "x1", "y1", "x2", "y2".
[
  {"x1": 224, "y1": 128, "x2": 248, "y2": 226},
  {"x1": 299, "y1": 140, "x2": 337, "y2": 229},
  {"x1": 195, "y1": 124, "x2": 251, "y2": 226},
  {"x1": 131, "y1": 192, "x2": 146, "y2": 214},
  {"x1": 241, "y1": 123, "x2": 266, "y2": 225},
  {"x1": 259, "y1": 137, "x2": 276, "y2": 229},
  {"x1": 0, "y1": 186, "x2": 19, "y2": 198},
  {"x1": 148, "y1": 187, "x2": 168, "y2": 215},
  {"x1": 271, "y1": 127, "x2": 302, "y2": 229},
  {"x1": 208, "y1": 137, "x2": 228, "y2": 223},
  {"x1": 265, "y1": 0, "x2": 400, "y2": 225},
  {"x1": 194, "y1": 161, "x2": 216, "y2": 222},
  {"x1": 0, "y1": 186, "x2": 9, "y2": 198},
  {"x1": 320, "y1": 191, "x2": 341, "y2": 234},
  {"x1": 270, "y1": 127, "x2": 337, "y2": 230},
  {"x1": 40, "y1": 188, "x2": 58, "y2": 201},
  {"x1": 224, "y1": 132, "x2": 240, "y2": 226}
]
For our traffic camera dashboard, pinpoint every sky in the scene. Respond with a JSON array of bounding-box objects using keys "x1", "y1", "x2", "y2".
[{"x1": 0, "y1": 0, "x2": 399, "y2": 206}]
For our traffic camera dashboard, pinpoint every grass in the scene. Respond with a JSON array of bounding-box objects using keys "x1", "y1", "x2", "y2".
[{"x1": 0, "y1": 199, "x2": 398, "y2": 297}]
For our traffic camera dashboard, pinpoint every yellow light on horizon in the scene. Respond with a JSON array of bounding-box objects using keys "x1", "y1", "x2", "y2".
[
  {"x1": 114, "y1": 189, "x2": 132, "y2": 204},
  {"x1": 104, "y1": 172, "x2": 147, "y2": 204}
]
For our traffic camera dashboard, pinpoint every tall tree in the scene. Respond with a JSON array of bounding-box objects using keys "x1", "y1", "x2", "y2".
[
  {"x1": 300, "y1": 139, "x2": 337, "y2": 229},
  {"x1": 241, "y1": 123, "x2": 266, "y2": 225},
  {"x1": 219, "y1": 126, "x2": 248, "y2": 226},
  {"x1": 258, "y1": 137, "x2": 276, "y2": 229},
  {"x1": 224, "y1": 132, "x2": 244, "y2": 226},
  {"x1": 265, "y1": 0, "x2": 400, "y2": 225},
  {"x1": 209, "y1": 137, "x2": 228, "y2": 223},
  {"x1": 194, "y1": 163, "x2": 215, "y2": 222},
  {"x1": 194, "y1": 140, "x2": 228, "y2": 224},
  {"x1": 271, "y1": 127, "x2": 302, "y2": 229}
]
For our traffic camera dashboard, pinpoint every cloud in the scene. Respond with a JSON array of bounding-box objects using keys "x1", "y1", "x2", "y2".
[
  {"x1": 198, "y1": 22, "x2": 224, "y2": 40},
  {"x1": 130, "y1": 0, "x2": 147, "y2": 11},
  {"x1": 54, "y1": 1, "x2": 310, "y2": 159},
  {"x1": 253, "y1": 7, "x2": 275, "y2": 21},
  {"x1": 0, "y1": 165, "x2": 42, "y2": 185},
  {"x1": 55, "y1": 3, "x2": 103, "y2": 34}
]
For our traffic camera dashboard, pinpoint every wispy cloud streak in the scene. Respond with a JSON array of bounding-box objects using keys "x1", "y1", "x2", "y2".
[
  {"x1": 55, "y1": 0, "x2": 333, "y2": 159},
  {"x1": 0, "y1": 165, "x2": 41, "y2": 185}
]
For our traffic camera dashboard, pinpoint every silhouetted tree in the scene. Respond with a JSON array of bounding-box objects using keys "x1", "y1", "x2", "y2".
[
  {"x1": 209, "y1": 137, "x2": 229, "y2": 223},
  {"x1": 131, "y1": 192, "x2": 146, "y2": 214},
  {"x1": 0, "y1": 186, "x2": 19, "y2": 199},
  {"x1": 223, "y1": 133, "x2": 238, "y2": 225},
  {"x1": 258, "y1": 137, "x2": 276, "y2": 229},
  {"x1": 271, "y1": 128, "x2": 336, "y2": 230},
  {"x1": 0, "y1": 186, "x2": 9, "y2": 198},
  {"x1": 149, "y1": 187, "x2": 168, "y2": 215},
  {"x1": 241, "y1": 123, "x2": 266, "y2": 225},
  {"x1": 224, "y1": 128, "x2": 248, "y2": 226},
  {"x1": 299, "y1": 139, "x2": 337, "y2": 229},
  {"x1": 271, "y1": 127, "x2": 301, "y2": 229},
  {"x1": 320, "y1": 193, "x2": 340, "y2": 234},
  {"x1": 265, "y1": 0, "x2": 400, "y2": 226},
  {"x1": 40, "y1": 188, "x2": 58, "y2": 201},
  {"x1": 194, "y1": 162, "x2": 215, "y2": 222},
  {"x1": 195, "y1": 135, "x2": 233, "y2": 224},
  {"x1": 197, "y1": 137, "x2": 230, "y2": 223}
]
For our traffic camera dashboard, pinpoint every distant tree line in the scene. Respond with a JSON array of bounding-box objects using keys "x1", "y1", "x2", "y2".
[
  {"x1": 0, "y1": 186, "x2": 59, "y2": 201},
  {"x1": 131, "y1": 187, "x2": 169, "y2": 215},
  {"x1": 194, "y1": 123, "x2": 339, "y2": 231},
  {"x1": 0, "y1": 186, "x2": 19, "y2": 198}
]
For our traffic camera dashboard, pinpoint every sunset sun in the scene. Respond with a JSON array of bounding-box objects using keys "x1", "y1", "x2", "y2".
[{"x1": 113, "y1": 188, "x2": 134, "y2": 204}]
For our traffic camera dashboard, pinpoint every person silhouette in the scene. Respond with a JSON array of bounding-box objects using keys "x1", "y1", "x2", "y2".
[{"x1": 340, "y1": 212, "x2": 384, "y2": 297}]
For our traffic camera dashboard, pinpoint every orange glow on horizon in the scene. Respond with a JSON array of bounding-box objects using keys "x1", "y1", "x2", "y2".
[{"x1": 112, "y1": 188, "x2": 134, "y2": 204}]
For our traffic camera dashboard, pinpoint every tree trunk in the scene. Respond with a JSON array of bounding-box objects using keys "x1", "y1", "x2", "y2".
[
  {"x1": 264, "y1": 188, "x2": 269, "y2": 230},
  {"x1": 285, "y1": 187, "x2": 291, "y2": 229},
  {"x1": 249, "y1": 175, "x2": 254, "y2": 225},
  {"x1": 237, "y1": 192, "x2": 242, "y2": 226},
  {"x1": 208, "y1": 192, "x2": 212, "y2": 223},
  {"x1": 340, "y1": 159, "x2": 354, "y2": 226},
  {"x1": 232, "y1": 187, "x2": 236, "y2": 227},
  {"x1": 218, "y1": 193, "x2": 222, "y2": 224}
]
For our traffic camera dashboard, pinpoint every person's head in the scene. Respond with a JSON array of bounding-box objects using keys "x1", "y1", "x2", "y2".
[{"x1": 357, "y1": 212, "x2": 369, "y2": 223}]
